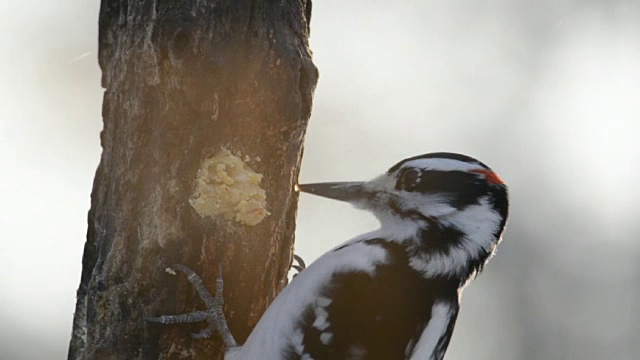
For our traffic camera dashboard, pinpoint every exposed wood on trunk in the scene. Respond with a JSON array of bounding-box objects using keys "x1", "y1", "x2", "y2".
[{"x1": 68, "y1": 1, "x2": 317, "y2": 359}]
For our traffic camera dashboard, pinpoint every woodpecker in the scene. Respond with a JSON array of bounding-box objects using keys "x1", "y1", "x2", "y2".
[{"x1": 147, "y1": 152, "x2": 509, "y2": 360}]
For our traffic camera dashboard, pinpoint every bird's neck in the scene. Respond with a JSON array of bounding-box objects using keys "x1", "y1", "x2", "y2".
[
  {"x1": 374, "y1": 218, "x2": 496, "y2": 284},
  {"x1": 372, "y1": 200, "x2": 503, "y2": 282},
  {"x1": 412, "y1": 220, "x2": 494, "y2": 283}
]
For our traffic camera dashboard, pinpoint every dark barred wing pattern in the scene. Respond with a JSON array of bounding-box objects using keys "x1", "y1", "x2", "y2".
[{"x1": 284, "y1": 239, "x2": 460, "y2": 360}]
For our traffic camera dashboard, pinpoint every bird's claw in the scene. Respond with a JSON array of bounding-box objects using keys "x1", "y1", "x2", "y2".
[
  {"x1": 291, "y1": 254, "x2": 307, "y2": 278},
  {"x1": 145, "y1": 263, "x2": 237, "y2": 347}
]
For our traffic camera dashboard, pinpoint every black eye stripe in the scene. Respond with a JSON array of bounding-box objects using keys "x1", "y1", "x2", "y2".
[{"x1": 395, "y1": 169, "x2": 489, "y2": 206}]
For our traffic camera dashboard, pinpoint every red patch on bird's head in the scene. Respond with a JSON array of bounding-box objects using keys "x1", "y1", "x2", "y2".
[{"x1": 471, "y1": 169, "x2": 505, "y2": 185}]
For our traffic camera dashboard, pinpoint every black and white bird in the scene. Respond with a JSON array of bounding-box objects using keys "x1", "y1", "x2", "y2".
[{"x1": 147, "y1": 152, "x2": 509, "y2": 360}]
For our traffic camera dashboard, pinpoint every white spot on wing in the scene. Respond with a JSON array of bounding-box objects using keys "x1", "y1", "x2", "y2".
[
  {"x1": 320, "y1": 331, "x2": 333, "y2": 345},
  {"x1": 312, "y1": 317, "x2": 330, "y2": 331},
  {"x1": 312, "y1": 306, "x2": 330, "y2": 331},
  {"x1": 314, "y1": 305, "x2": 328, "y2": 319},
  {"x1": 293, "y1": 328, "x2": 305, "y2": 355},
  {"x1": 312, "y1": 296, "x2": 333, "y2": 331}
]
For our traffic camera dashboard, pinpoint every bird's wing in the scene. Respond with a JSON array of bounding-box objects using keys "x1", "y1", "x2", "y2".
[{"x1": 289, "y1": 238, "x2": 460, "y2": 360}]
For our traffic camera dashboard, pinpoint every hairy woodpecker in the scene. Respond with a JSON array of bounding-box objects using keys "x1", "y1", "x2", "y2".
[{"x1": 147, "y1": 152, "x2": 509, "y2": 360}]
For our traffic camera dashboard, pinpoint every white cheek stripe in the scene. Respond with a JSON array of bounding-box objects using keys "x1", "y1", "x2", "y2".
[
  {"x1": 409, "y1": 302, "x2": 453, "y2": 360},
  {"x1": 409, "y1": 197, "x2": 502, "y2": 278}
]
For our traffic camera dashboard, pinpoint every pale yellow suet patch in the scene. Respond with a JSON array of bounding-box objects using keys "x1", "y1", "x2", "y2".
[{"x1": 189, "y1": 148, "x2": 269, "y2": 226}]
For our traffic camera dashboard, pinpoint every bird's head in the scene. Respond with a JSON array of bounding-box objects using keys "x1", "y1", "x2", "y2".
[{"x1": 298, "y1": 152, "x2": 509, "y2": 279}]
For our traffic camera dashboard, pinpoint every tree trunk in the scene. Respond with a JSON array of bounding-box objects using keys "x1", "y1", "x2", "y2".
[{"x1": 68, "y1": 1, "x2": 317, "y2": 359}]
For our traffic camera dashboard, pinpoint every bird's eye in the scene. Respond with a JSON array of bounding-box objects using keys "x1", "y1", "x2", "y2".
[{"x1": 397, "y1": 168, "x2": 422, "y2": 191}]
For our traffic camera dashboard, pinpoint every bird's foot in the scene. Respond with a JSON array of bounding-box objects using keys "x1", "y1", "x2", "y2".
[
  {"x1": 291, "y1": 254, "x2": 306, "y2": 278},
  {"x1": 145, "y1": 264, "x2": 237, "y2": 348}
]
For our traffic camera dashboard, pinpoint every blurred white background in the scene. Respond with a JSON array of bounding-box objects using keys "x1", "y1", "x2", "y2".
[{"x1": 1, "y1": 0, "x2": 639, "y2": 359}]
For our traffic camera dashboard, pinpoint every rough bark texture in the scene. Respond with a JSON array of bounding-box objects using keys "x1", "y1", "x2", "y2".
[{"x1": 68, "y1": 1, "x2": 317, "y2": 359}]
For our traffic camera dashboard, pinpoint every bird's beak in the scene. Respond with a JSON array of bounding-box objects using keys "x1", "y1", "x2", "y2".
[{"x1": 296, "y1": 182, "x2": 368, "y2": 204}]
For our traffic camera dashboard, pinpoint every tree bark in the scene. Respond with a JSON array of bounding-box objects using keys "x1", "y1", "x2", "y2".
[{"x1": 68, "y1": 1, "x2": 317, "y2": 359}]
